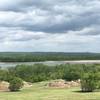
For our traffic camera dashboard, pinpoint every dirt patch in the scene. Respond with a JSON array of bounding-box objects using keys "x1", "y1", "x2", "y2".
[
  {"x1": 23, "y1": 81, "x2": 33, "y2": 88},
  {"x1": 0, "y1": 81, "x2": 9, "y2": 91},
  {"x1": 48, "y1": 79, "x2": 80, "y2": 88}
]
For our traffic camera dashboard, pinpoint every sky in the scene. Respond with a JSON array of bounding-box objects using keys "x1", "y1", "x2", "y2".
[{"x1": 0, "y1": 0, "x2": 100, "y2": 52}]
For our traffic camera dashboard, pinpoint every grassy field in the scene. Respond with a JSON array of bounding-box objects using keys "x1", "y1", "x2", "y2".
[{"x1": 0, "y1": 81, "x2": 100, "y2": 100}]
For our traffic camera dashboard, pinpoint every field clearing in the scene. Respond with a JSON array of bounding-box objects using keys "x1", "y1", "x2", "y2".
[{"x1": 0, "y1": 81, "x2": 100, "y2": 100}]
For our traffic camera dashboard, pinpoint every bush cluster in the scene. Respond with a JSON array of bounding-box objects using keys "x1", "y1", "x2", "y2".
[{"x1": 0, "y1": 64, "x2": 100, "y2": 92}]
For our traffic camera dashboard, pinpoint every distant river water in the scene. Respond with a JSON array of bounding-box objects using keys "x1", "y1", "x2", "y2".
[{"x1": 1, "y1": 60, "x2": 100, "y2": 68}]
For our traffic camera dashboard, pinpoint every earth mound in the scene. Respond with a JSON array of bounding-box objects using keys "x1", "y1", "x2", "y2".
[
  {"x1": 48, "y1": 79, "x2": 80, "y2": 88},
  {"x1": 0, "y1": 81, "x2": 9, "y2": 91}
]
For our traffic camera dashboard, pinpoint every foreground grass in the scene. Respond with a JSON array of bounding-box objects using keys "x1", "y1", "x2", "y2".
[{"x1": 0, "y1": 81, "x2": 100, "y2": 100}]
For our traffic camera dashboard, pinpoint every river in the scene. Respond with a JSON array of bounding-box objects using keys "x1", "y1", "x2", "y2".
[{"x1": 0, "y1": 60, "x2": 100, "y2": 68}]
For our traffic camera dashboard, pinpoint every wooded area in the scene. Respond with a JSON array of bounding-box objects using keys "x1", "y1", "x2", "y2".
[{"x1": 0, "y1": 52, "x2": 100, "y2": 62}]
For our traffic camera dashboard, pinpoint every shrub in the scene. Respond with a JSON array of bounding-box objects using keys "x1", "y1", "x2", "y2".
[
  {"x1": 81, "y1": 72, "x2": 99, "y2": 92},
  {"x1": 9, "y1": 77, "x2": 23, "y2": 92}
]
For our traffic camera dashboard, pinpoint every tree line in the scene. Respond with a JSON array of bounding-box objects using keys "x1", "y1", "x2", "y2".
[
  {"x1": 0, "y1": 52, "x2": 100, "y2": 62},
  {"x1": 0, "y1": 64, "x2": 100, "y2": 92}
]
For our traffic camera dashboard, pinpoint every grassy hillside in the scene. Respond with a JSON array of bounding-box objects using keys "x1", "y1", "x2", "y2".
[{"x1": 0, "y1": 81, "x2": 100, "y2": 100}]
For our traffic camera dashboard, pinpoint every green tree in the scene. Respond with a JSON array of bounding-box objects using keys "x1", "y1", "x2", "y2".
[
  {"x1": 81, "y1": 72, "x2": 99, "y2": 92},
  {"x1": 9, "y1": 77, "x2": 23, "y2": 92}
]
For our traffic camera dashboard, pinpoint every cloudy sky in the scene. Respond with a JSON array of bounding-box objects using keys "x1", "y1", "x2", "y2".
[{"x1": 0, "y1": 0, "x2": 100, "y2": 52}]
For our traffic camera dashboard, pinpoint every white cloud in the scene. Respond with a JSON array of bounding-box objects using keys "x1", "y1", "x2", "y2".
[{"x1": 0, "y1": 0, "x2": 100, "y2": 52}]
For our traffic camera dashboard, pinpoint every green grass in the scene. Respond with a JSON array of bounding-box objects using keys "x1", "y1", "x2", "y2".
[{"x1": 0, "y1": 81, "x2": 100, "y2": 100}]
